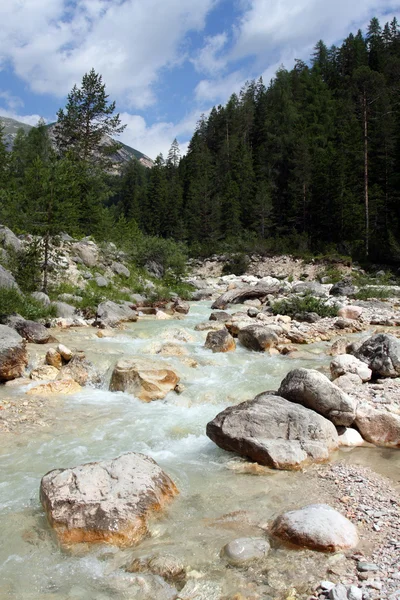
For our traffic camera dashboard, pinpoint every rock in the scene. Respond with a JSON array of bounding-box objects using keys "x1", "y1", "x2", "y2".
[
  {"x1": 347, "y1": 586, "x2": 363, "y2": 600},
  {"x1": 238, "y1": 324, "x2": 279, "y2": 352},
  {"x1": 329, "y1": 584, "x2": 350, "y2": 600},
  {"x1": 27, "y1": 379, "x2": 82, "y2": 395},
  {"x1": 195, "y1": 321, "x2": 225, "y2": 332},
  {"x1": 46, "y1": 348, "x2": 62, "y2": 369},
  {"x1": 247, "y1": 307, "x2": 260, "y2": 318},
  {"x1": 96, "y1": 301, "x2": 138, "y2": 327},
  {"x1": 111, "y1": 262, "x2": 130, "y2": 278},
  {"x1": 222, "y1": 537, "x2": 270, "y2": 565},
  {"x1": 210, "y1": 311, "x2": 231, "y2": 322},
  {"x1": 329, "y1": 338, "x2": 350, "y2": 356},
  {"x1": 57, "y1": 344, "x2": 73, "y2": 361},
  {"x1": 31, "y1": 292, "x2": 51, "y2": 306},
  {"x1": 127, "y1": 554, "x2": 186, "y2": 584},
  {"x1": 0, "y1": 225, "x2": 21, "y2": 252},
  {"x1": 334, "y1": 373, "x2": 363, "y2": 392},
  {"x1": 0, "y1": 264, "x2": 19, "y2": 290},
  {"x1": 155, "y1": 310, "x2": 172, "y2": 320},
  {"x1": 172, "y1": 299, "x2": 189, "y2": 315},
  {"x1": 58, "y1": 293, "x2": 83, "y2": 304},
  {"x1": 355, "y1": 406, "x2": 400, "y2": 447},
  {"x1": 0, "y1": 324, "x2": 28, "y2": 381},
  {"x1": 14, "y1": 320, "x2": 51, "y2": 344},
  {"x1": 144, "y1": 260, "x2": 164, "y2": 279},
  {"x1": 52, "y1": 301, "x2": 76, "y2": 318},
  {"x1": 178, "y1": 580, "x2": 222, "y2": 600},
  {"x1": 294, "y1": 311, "x2": 321, "y2": 323},
  {"x1": 278, "y1": 368, "x2": 356, "y2": 427},
  {"x1": 131, "y1": 294, "x2": 147, "y2": 304},
  {"x1": 206, "y1": 394, "x2": 338, "y2": 470},
  {"x1": 30, "y1": 365, "x2": 59, "y2": 381},
  {"x1": 95, "y1": 275, "x2": 109, "y2": 287},
  {"x1": 205, "y1": 329, "x2": 236, "y2": 353},
  {"x1": 292, "y1": 282, "x2": 327, "y2": 297},
  {"x1": 270, "y1": 504, "x2": 359, "y2": 552},
  {"x1": 108, "y1": 573, "x2": 177, "y2": 600},
  {"x1": 58, "y1": 355, "x2": 97, "y2": 387},
  {"x1": 72, "y1": 242, "x2": 98, "y2": 267},
  {"x1": 40, "y1": 452, "x2": 178, "y2": 547},
  {"x1": 330, "y1": 354, "x2": 372, "y2": 382},
  {"x1": 211, "y1": 282, "x2": 282, "y2": 310},
  {"x1": 191, "y1": 289, "x2": 214, "y2": 301},
  {"x1": 330, "y1": 279, "x2": 356, "y2": 297},
  {"x1": 338, "y1": 428, "x2": 366, "y2": 447},
  {"x1": 354, "y1": 334, "x2": 400, "y2": 378},
  {"x1": 338, "y1": 305, "x2": 363, "y2": 320},
  {"x1": 109, "y1": 358, "x2": 180, "y2": 402},
  {"x1": 357, "y1": 562, "x2": 379, "y2": 572}
]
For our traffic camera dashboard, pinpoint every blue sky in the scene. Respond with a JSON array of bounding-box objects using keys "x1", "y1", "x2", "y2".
[{"x1": 0, "y1": 0, "x2": 399, "y2": 159}]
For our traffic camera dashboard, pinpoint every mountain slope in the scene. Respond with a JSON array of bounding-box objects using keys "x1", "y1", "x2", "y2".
[{"x1": 0, "y1": 116, "x2": 153, "y2": 168}]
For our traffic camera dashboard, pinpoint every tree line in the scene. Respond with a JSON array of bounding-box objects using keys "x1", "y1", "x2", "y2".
[{"x1": 1, "y1": 17, "x2": 400, "y2": 264}]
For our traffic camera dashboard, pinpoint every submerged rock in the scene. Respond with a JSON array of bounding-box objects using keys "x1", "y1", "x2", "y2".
[
  {"x1": 270, "y1": 504, "x2": 359, "y2": 552},
  {"x1": 0, "y1": 324, "x2": 28, "y2": 381},
  {"x1": 127, "y1": 553, "x2": 186, "y2": 584},
  {"x1": 109, "y1": 358, "x2": 180, "y2": 402},
  {"x1": 354, "y1": 334, "x2": 400, "y2": 378},
  {"x1": 222, "y1": 537, "x2": 270, "y2": 565},
  {"x1": 278, "y1": 368, "x2": 356, "y2": 427},
  {"x1": 30, "y1": 365, "x2": 59, "y2": 381},
  {"x1": 205, "y1": 329, "x2": 236, "y2": 353},
  {"x1": 40, "y1": 452, "x2": 178, "y2": 547},
  {"x1": 206, "y1": 394, "x2": 338, "y2": 470},
  {"x1": 27, "y1": 379, "x2": 82, "y2": 396}
]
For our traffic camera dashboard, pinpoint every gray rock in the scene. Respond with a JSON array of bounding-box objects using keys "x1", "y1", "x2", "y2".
[
  {"x1": 144, "y1": 260, "x2": 164, "y2": 279},
  {"x1": 347, "y1": 586, "x2": 363, "y2": 600},
  {"x1": 40, "y1": 452, "x2": 178, "y2": 547},
  {"x1": 107, "y1": 573, "x2": 177, "y2": 600},
  {"x1": 72, "y1": 242, "x2": 98, "y2": 267},
  {"x1": 206, "y1": 394, "x2": 338, "y2": 470},
  {"x1": 278, "y1": 368, "x2": 356, "y2": 427},
  {"x1": 355, "y1": 406, "x2": 400, "y2": 447},
  {"x1": 294, "y1": 311, "x2": 321, "y2": 323},
  {"x1": 222, "y1": 537, "x2": 270, "y2": 565},
  {"x1": 178, "y1": 579, "x2": 222, "y2": 600},
  {"x1": 357, "y1": 562, "x2": 379, "y2": 572},
  {"x1": 172, "y1": 298, "x2": 189, "y2": 315},
  {"x1": 15, "y1": 320, "x2": 51, "y2": 344},
  {"x1": 329, "y1": 584, "x2": 350, "y2": 600},
  {"x1": 238, "y1": 324, "x2": 279, "y2": 352},
  {"x1": 0, "y1": 264, "x2": 19, "y2": 290},
  {"x1": 334, "y1": 373, "x2": 363, "y2": 392},
  {"x1": 247, "y1": 307, "x2": 260, "y2": 318},
  {"x1": 60, "y1": 232, "x2": 74, "y2": 242},
  {"x1": 31, "y1": 292, "x2": 50, "y2": 306},
  {"x1": 191, "y1": 289, "x2": 214, "y2": 301},
  {"x1": 0, "y1": 225, "x2": 21, "y2": 252},
  {"x1": 330, "y1": 354, "x2": 372, "y2": 382},
  {"x1": 58, "y1": 293, "x2": 83, "y2": 303},
  {"x1": 95, "y1": 276, "x2": 109, "y2": 288},
  {"x1": 271, "y1": 504, "x2": 359, "y2": 551},
  {"x1": 211, "y1": 282, "x2": 282, "y2": 310},
  {"x1": 0, "y1": 324, "x2": 28, "y2": 381},
  {"x1": 354, "y1": 334, "x2": 400, "y2": 378},
  {"x1": 111, "y1": 262, "x2": 130, "y2": 278},
  {"x1": 330, "y1": 279, "x2": 356, "y2": 297},
  {"x1": 131, "y1": 294, "x2": 147, "y2": 304},
  {"x1": 205, "y1": 328, "x2": 235, "y2": 353},
  {"x1": 292, "y1": 281, "x2": 327, "y2": 297},
  {"x1": 52, "y1": 301, "x2": 76, "y2": 318},
  {"x1": 210, "y1": 311, "x2": 231, "y2": 322},
  {"x1": 96, "y1": 300, "x2": 138, "y2": 327}
]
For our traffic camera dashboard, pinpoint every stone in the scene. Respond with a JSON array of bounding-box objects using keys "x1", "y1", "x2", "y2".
[
  {"x1": 330, "y1": 354, "x2": 372, "y2": 382},
  {"x1": 271, "y1": 504, "x2": 359, "y2": 552},
  {"x1": 292, "y1": 281, "x2": 327, "y2": 297},
  {"x1": 108, "y1": 573, "x2": 177, "y2": 600},
  {"x1": 338, "y1": 306, "x2": 363, "y2": 320},
  {"x1": 144, "y1": 260, "x2": 164, "y2": 279},
  {"x1": 155, "y1": 310, "x2": 172, "y2": 320},
  {"x1": 205, "y1": 329, "x2": 236, "y2": 353},
  {"x1": 127, "y1": 554, "x2": 186, "y2": 584},
  {"x1": 27, "y1": 379, "x2": 82, "y2": 395},
  {"x1": 111, "y1": 262, "x2": 130, "y2": 278},
  {"x1": 279, "y1": 368, "x2": 356, "y2": 427},
  {"x1": 334, "y1": 373, "x2": 363, "y2": 392},
  {"x1": 329, "y1": 338, "x2": 350, "y2": 356},
  {"x1": 46, "y1": 348, "x2": 62, "y2": 369},
  {"x1": 211, "y1": 283, "x2": 282, "y2": 310},
  {"x1": 338, "y1": 428, "x2": 366, "y2": 447},
  {"x1": 96, "y1": 301, "x2": 138, "y2": 327},
  {"x1": 347, "y1": 586, "x2": 363, "y2": 600},
  {"x1": 172, "y1": 298, "x2": 190, "y2": 315},
  {"x1": 52, "y1": 301, "x2": 76, "y2": 318},
  {"x1": 330, "y1": 279, "x2": 356, "y2": 297},
  {"x1": 58, "y1": 355, "x2": 97, "y2": 387},
  {"x1": 357, "y1": 562, "x2": 379, "y2": 572},
  {"x1": 0, "y1": 325, "x2": 28, "y2": 381},
  {"x1": 247, "y1": 307, "x2": 260, "y2": 318},
  {"x1": 209, "y1": 311, "x2": 231, "y2": 322},
  {"x1": 109, "y1": 358, "x2": 180, "y2": 402},
  {"x1": 355, "y1": 406, "x2": 400, "y2": 447},
  {"x1": 206, "y1": 394, "x2": 338, "y2": 470},
  {"x1": 329, "y1": 584, "x2": 350, "y2": 600},
  {"x1": 30, "y1": 365, "x2": 59, "y2": 381},
  {"x1": 31, "y1": 292, "x2": 51, "y2": 306},
  {"x1": 195, "y1": 321, "x2": 225, "y2": 332},
  {"x1": 14, "y1": 320, "x2": 51, "y2": 344},
  {"x1": 0, "y1": 264, "x2": 19, "y2": 290},
  {"x1": 178, "y1": 580, "x2": 222, "y2": 600},
  {"x1": 95, "y1": 276, "x2": 109, "y2": 288},
  {"x1": 57, "y1": 344, "x2": 73, "y2": 361},
  {"x1": 40, "y1": 452, "x2": 178, "y2": 547},
  {"x1": 222, "y1": 537, "x2": 270, "y2": 565},
  {"x1": 238, "y1": 324, "x2": 279, "y2": 352},
  {"x1": 335, "y1": 318, "x2": 354, "y2": 330},
  {"x1": 354, "y1": 334, "x2": 400, "y2": 378},
  {"x1": 72, "y1": 242, "x2": 98, "y2": 267},
  {"x1": 0, "y1": 225, "x2": 21, "y2": 252}
]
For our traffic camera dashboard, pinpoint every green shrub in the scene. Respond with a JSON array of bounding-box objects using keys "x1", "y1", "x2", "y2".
[
  {"x1": 271, "y1": 294, "x2": 338, "y2": 318},
  {"x1": 222, "y1": 253, "x2": 250, "y2": 276},
  {"x1": 0, "y1": 289, "x2": 56, "y2": 320},
  {"x1": 354, "y1": 287, "x2": 392, "y2": 300}
]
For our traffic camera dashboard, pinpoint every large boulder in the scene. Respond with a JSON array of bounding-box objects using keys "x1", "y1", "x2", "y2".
[
  {"x1": 355, "y1": 406, "x2": 400, "y2": 447},
  {"x1": 0, "y1": 324, "x2": 28, "y2": 381},
  {"x1": 278, "y1": 368, "x2": 356, "y2": 427},
  {"x1": 205, "y1": 329, "x2": 236, "y2": 353},
  {"x1": 31, "y1": 292, "x2": 50, "y2": 306},
  {"x1": 0, "y1": 225, "x2": 21, "y2": 251},
  {"x1": 96, "y1": 301, "x2": 138, "y2": 327},
  {"x1": 52, "y1": 301, "x2": 76, "y2": 318},
  {"x1": 14, "y1": 319, "x2": 51, "y2": 344},
  {"x1": 330, "y1": 354, "x2": 372, "y2": 383},
  {"x1": 270, "y1": 504, "x2": 358, "y2": 552},
  {"x1": 0, "y1": 264, "x2": 19, "y2": 290},
  {"x1": 211, "y1": 282, "x2": 282, "y2": 310},
  {"x1": 144, "y1": 260, "x2": 164, "y2": 279},
  {"x1": 72, "y1": 242, "x2": 98, "y2": 267},
  {"x1": 210, "y1": 311, "x2": 231, "y2": 322},
  {"x1": 353, "y1": 334, "x2": 400, "y2": 378},
  {"x1": 337, "y1": 305, "x2": 363, "y2": 320},
  {"x1": 40, "y1": 452, "x2": 178, "y2": 547},
  {"x1": 58, "y1": 355, "x2": 99, "y2": 387},
  {"x1": 109, "y1": 358, "x2": 180, "y2": 402},
  {"x1": 238, "y1": 324, "x2": 279, "y2": 352},
  {"x1": 172, "y1": 298, "x2": 189, "y2": 315},
  {"x1": 206, "y1": 394, "x2": 338, "y2": 470},
  {"x1": 111, "y1": 262, "x2": 130, "y2": 278},
  {"x1": 330, "y1": 279, "x2": 356, "y2": 297},
  {"x1": 292, "y1": 281, "x2": 327, "y2": 297}
]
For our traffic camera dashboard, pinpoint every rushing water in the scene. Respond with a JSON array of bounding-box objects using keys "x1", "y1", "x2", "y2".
[{"x1": 1, "y1": 302, "x2": 399, "y2": 599}]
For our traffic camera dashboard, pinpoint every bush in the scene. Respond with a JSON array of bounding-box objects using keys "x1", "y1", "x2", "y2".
[
  {"x1": 271, "y1": 294, "x2": 338, "y2": 318},
  {"x1": 354, "y1": 287, "x2": 392, "y2": 300},
  {"x1": 0, "y1": 289, "x2": 56, "y2": 321},
  {"x1": 222, "y1": 253, "x2": 250, "y2": 276},
  {"x1": 134, "y1": 236, "x2": 188, "y2": 281}
]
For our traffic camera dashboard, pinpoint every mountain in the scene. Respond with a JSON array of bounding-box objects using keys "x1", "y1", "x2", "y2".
[{"x1": 0, "y1": 116, "x2": 154, "y2": 168}]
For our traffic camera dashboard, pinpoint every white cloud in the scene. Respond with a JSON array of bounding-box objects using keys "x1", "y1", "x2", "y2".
[
  {"x1": 192, "y1": 32, "x2": 228, "y2": 75},
  {"x1": 0, "y1": 0, "x2": 217, "y2": 109},
  {"x1": 0, "y1": 107, "x2": 45, "y2": 127}
]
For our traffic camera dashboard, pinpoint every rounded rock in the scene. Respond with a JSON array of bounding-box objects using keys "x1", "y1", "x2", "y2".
[{"x1": 222, "y1": 537, "x2": 270, "y2": 565}]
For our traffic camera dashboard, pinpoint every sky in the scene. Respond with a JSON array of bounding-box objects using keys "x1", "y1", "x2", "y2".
[{"x1": 0, "y1": 0, "x2": 399, "y2": 159}]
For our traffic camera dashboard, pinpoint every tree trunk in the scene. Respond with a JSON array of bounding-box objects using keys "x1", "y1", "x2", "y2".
[
  {"x1": 42, "y1": 232, "x2": 50, "y2": 294},
  {"x1": 363, "y1": 89, "x2": 369, "y2": 258}
]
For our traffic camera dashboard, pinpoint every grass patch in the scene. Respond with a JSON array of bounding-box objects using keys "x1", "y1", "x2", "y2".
[
  {"x1": 353, "y1": 287, "x2": 392, "y2": 300},
  {"x1": 0, "y1": 289, "x2": 57, "y2": 321},
  {"x1": 271, "y1": 294, "x2": 338, "y2": 318}
]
